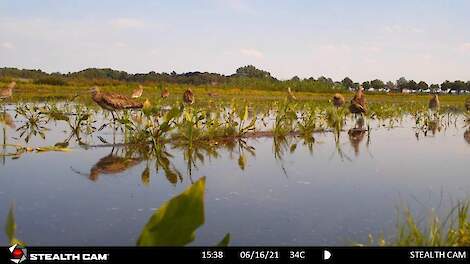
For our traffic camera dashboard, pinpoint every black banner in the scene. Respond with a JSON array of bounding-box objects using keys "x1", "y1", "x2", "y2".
[{"x1": 3, "y1": 246, "x2": 470, "y2": 264}]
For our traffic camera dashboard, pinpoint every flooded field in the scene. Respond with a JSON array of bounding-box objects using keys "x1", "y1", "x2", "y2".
[{"x1": 1, "y1": 99, "x2": 470, "y2": 246}]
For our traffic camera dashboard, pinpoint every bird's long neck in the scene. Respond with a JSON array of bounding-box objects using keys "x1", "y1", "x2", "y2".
[{"x1": 92, "y1": 90, "x2": 102, "y2": 102}]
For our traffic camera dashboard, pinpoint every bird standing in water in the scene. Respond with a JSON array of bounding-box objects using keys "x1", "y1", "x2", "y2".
[
  {"x1": 90, "y1": 86, "x2": 143, "y2": 121},
  {"x1": 0, "y1": 81, "x2": 16, "y2": 100},
  {"x1": 131, "y1": 85, "x2": 144, "y2": 98},
  {"x1": 183, "y1": 88, "x2": 194, "y2": 105},
  {"x1": 349, "y1": 86, "x2": 367, "y2": 114},
  {"x1": 332, "y1": 93, "x2": 345, "y2": 108},
  {"x1": 428, "y1": 94, "x2": 440, "y2": 111},
  {"x1": 287, "y1": 87, "x2": 296, "y2": 101},
  {"x1": 161, "y1": 87, "x2": 170, "y2": 98}
]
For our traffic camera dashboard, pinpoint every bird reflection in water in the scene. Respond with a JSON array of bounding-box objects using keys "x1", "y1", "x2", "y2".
[
  {"x1": 348, "y1": 116, "x2": 367, "y2": 156},
  {"x1": 72, "y1": 148, "x2": 143, "y2": 182}
]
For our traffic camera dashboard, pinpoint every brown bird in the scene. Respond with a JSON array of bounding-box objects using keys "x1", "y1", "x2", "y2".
[
  {"x1": 131, "y1": 85, "x2": 144, "y2": 98},
  {"x1": 287, "y1": 87, "x2": 297, "y2": 101},
  {"x1": 464, "y1": 129, "x2": 470, "y2": 144},
  {"x1": 428, "y1": 94, "x2": 440, "y2": 110},
  {"x1": 161, "y1": 87, "x2": 170, "y2": 98},
  {"x1": 465, "y1": 98, "x2": 470, "y2": 111},
  {"x1": 91, "y1": 86, "x2": 143, "y2": 120},
  {"x1": 349, "y1": 86, "x2": 367, "y2": 114},
  {"x1": 0, "y1": 81, "x2": 16, "y2": 100},
  {"x1": 183, "y1": 88, "x2": 194, "y2": 105},
  {"x1": 89, "y1": 153, "x2": 142, "y2": 181},
  {"x1": 332, "y1": 93, "x2": 345, "y2": 108},
  {"x1": 0, "y1": 112, "x2": 15, "y2": 129}
]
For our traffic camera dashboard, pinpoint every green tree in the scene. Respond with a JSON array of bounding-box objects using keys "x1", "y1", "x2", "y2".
[
  {"x1": 341, "y1": 77, "x2": 354, "y2": 89},
  {"x1": 370, "y1": 79, "x2": 385, "y2": 90},
  {"x1": 417, "y1": 81, "x2": 428, "y2": 91},
  {"x1": 385, "y1": 81, "x2": 396, "y2": 90},
  {"x1": 408, "y1": 80, "x2": 418, "y2": 90},
  {"x1": 291, "y1": 76, "x2": 300, "y2": 82},
  {"x1": 235, "y1": 65, "x2": 272, "y2": 79},
  {"x1": 430, "y1": 84, "x2": 440, "y2": 92},
  {"x1": 397, "y1": 77, "x2": 408, "y2": 91},
  {"x1": 362, "y1": 81, "x2": 371, "y2": 89}
]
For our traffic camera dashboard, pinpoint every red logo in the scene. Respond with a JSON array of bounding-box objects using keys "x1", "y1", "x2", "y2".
[{"x1": 9, "y1": 244, "x2": 27, "y2": 263}]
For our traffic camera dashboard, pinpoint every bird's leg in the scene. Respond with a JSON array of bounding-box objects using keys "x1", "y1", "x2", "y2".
[
  {"x1": 2, "y1": 127, "x2": 6, "y2": 165},
  {"x1": 111, "y1": 111, "x2": 116, "y2": 124},
  {"x1": 110, "y1": 111, "x2": 117, "y2": 144}
]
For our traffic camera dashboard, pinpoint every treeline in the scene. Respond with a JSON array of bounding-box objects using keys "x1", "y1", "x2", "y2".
[
  {"x1": 1, "y1": 65, "x2": 470, "y2": 93},
  {"x1": 347, "y1": 77, "x2": 470, "y2": 93}
]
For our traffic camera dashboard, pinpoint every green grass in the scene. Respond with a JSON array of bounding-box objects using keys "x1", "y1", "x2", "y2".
[
  {"x1": 2, "y1": 81, "x2": 469, "y2": 110},
  {"x1": 366, "y1": 202, "x2": 470, "y2": 246}
]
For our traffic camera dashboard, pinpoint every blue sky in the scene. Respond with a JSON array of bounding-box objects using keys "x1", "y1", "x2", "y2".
[{"x1": 1, "y1": 0, "x2": 470, "y2": 83}]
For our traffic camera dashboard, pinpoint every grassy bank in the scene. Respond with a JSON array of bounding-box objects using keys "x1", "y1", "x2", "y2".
[{"x1": 1, "y1": 81, "x2": 469, "y2": 110}]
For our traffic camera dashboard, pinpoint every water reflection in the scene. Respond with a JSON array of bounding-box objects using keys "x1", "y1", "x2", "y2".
[
  {"x1": 76, "y1": 148, "x2": 143, "y2": 182},
  {"x1": 348, "y1": 129, "x2": 366, "y2": 156},
  {"x1": 2, "y1": 101, "x2": 470, "y2": 246}
]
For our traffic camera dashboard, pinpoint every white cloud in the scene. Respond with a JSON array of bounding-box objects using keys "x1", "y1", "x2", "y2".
[
  {"x1": 1, "y1": 42, "x2": 14, "y2": 49},
  {"x1": 384, "y1": 25, "x2": 423, "y2": 34},
  {"x1": 216, "y1": 0, "x2": 255, "y2": 14},
  {"x1": 459, "y1": 43, "x2": 470, "y2": 52},
  {"x1": 240, "y1": 48, "x2": 263, "y2": 59},
  {"x1": 113, "y1": 42, "x2": 128, "y2": 48},
  {"x1": 363, "y1": 45, "x2": 382, "y2": 53},
  {"x1": 109, "y1": 18, "x2": 145, "y2": 29}
]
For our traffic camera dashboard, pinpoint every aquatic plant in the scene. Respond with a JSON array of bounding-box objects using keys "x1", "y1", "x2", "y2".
[{"x1": 366, "y1": 202, "x2": 470, "y2": 246}]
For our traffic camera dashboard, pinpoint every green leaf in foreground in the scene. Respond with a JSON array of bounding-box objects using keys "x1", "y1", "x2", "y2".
[
  {"x1": 4, "y1": 203, "x2": 25, "y2": 245},
  {"x1": 216, "y1": 233, "x2": 231, "y2": 247},
  {"x1": 137, "y1": 177, "x2": 206, "y2": 246},
  {"x1": 5, "y1": 205, "x2": 15, "y2": 243}
]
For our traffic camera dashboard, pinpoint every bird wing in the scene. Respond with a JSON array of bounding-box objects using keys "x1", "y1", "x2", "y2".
[
  {"x1": 350, "y1": 101, "x2": 366, "y2": 113},
  {"x1": 101, "y1": 92, "x2": 143, "y2": 109}
]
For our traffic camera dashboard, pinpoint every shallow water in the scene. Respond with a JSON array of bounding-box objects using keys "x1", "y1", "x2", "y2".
[{"x1": 1, "y1": 103, "x2": 470, "y2": 246}]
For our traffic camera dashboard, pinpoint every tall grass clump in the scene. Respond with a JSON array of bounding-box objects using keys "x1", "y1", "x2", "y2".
[{"x1": 367, "y1": 202, "x2": 470, "y2": 246}]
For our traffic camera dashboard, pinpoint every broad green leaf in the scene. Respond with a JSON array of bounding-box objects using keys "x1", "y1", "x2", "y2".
[
  {"x1": 5, "y1": 204, "x2": 24, "y2": 246},
  {"x1": 137, "y1": 177, "x2": 206, "y2": 246},
  {"x1": 216, "y1": 233, "x2": 230, "y2": 247},
  {"x1": 5, "y1": 205, "x2": 15, "y2": 243}
]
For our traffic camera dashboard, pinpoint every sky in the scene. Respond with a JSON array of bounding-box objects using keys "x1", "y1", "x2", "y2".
[{"x1": 1, "y1": 0, "x2": 470, "y2": 83}]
